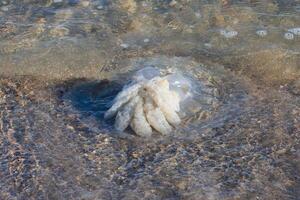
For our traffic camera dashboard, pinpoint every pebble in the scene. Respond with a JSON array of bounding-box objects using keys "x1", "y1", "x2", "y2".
[
  {"x1": 169, "y1": 0, "x2": 177, "y2": 7},
  {"x1": 204, "y1": 43, "x2": 212, "y2": 48},
  {"x1": 256, "y1": 30, "x2": 268, "y2": 37},
  {"x1": 53, "y1": 0, "x2": 63, "y2": 3},
  {"x1": 195, "y1": 12, "x2": 202, "y2": 18},
  {"x1": 287, "y1": 27, "x2": 300, "y2": 36},
  {"x1": 96, "y1": 5, "x2": 104, "y2": 10},
  {"x1": 120, "y1": 0, "x2": 137, "y2": 13},
  {"x1": 143, "y1": 38, "x2": 150, "y2": 43},
  {"x1": 104, "y1": 137, "x2": 112, "y2": 144},
  {"x1": 120, "y1": 43, "x2": 129, "y2": 49},
  {"x1": 0, "y1": 6, "x2": 8, "y2": 11},
  {"x1": 1, "y1": 1, "x2": 8, "y2": 6},
  {"x1": 50, "y1": 26, "x2": 70, "y2": 37},
  {"x1": 142, "y1": 2, "x2": 148, "y2": 7},
  {"x1": 220, "y1": 29, "x2": 238, "y2": 39},
  {"x1": 80, "y1": 0, "x2": 90, "y2": 7},
  {"x1": 284, "y1": 32, "x2": 294, "y2": 40}
]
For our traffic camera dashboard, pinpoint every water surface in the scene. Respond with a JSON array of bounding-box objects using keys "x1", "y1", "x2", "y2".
[{"x1": 0, "y1": 1, "x2": 300, "y2": 199}]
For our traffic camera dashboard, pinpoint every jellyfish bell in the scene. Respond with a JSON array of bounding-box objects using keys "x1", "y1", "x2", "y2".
[
  {"x1": 104, "y1": 66, "x2": 218, "y2": 136},
  {"x1": 166, "y1": 73, "x2": 192, "y2": 101},
  {"x1": 132, "y1": 66, "x2": 160, "y2": 82}
]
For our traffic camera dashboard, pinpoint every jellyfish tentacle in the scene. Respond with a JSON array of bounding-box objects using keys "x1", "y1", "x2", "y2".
[
  {"x1": 105, "y1": 70, "x2": 198, "y2": 136},
  {"x1": 156, "y1": 77, "x2": 181, "y2": 112},
  {"x1": 162, "y1": 86, "x2": 181, "y2": 112},
  {"x1": 114, "y1": 95, "x2": 140, "y2": 132},
  {"x1": 145, "y1": 78, "x2": 181, "y2": 126},
  {"x1": 144, "y1": 96, "x2": 172, "y2": 135},
  {"x1": 130, "y1": 97, "x2": 152, "y2": 137},
  {"x1": 104, "y1": 83, "x2": 141, "y2": 119}
]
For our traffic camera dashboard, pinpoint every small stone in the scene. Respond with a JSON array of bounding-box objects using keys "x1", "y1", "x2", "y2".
[
  {"x1": 0, "y1": 6, "x2": 8, "y2": 11},
  {"x1": 96, "y1": 5, "x2": 104, "y2": 10},
  {"x1": 53, "y1": 1, "x2": 64, "y2": 7},
  {"x1": 50, "y1": 26, "x2": 70, "y2": 37},
  {"x1": 284, "y1": 32, "x2": 294, "y2": 40},
  {"x1": 132, "y1": 152, "x2": 139, "y2": 158},
  {"x1": 1, "y1": 1, "x2": 8, "y2": 6},
  {"x1": 221, "y1": 0, "x2": 229, "y2": 6},
  {"x1": 276, "y1": 148, "x2": 287, "y2": 155},
  {"x1": 212, "y1": 14, "x2": 225, "y2": 26},
  {"x1": 120, "y1": 0, "x2": 137, "y2": 14},
  {"x1": 220, "y1": 29, "x2": 238, "y2": 39},
  {"x1": 120, "y1": 43, "x2": 129, "y2": 49},
  {"x1": 176, "y1": 181, "x2": 188, "y2": 190},
  {"x1": 67, "y1": 125, "x2": 75, "y2": 130},
  {"x1": 143, "y1": 38, "x2": 150, "y2": 43},
  {"x1": 288, "y1": 27, "x2": 300, "y2": 35},
  {"x1": 204, "y1": 43, "x2": 212, "y2": 48},
  {"x1": 104, "y1": 138, "x2": 111, "y2": 144},
  {"x1": 80, "y1": 0, "x2": 89, "y2": 7},
  {"x1": 169, "y1": 0, "x2": 177, "y2": 7},
  {"x1": 195, "y1": 12, "x2": 201, "y2": 18},
  {"x1": 256, "y1": 30, "x2": 268, "y2": 37},
  {"x1": 227, "y1": 31, "x2": 238, "y2": 38}
]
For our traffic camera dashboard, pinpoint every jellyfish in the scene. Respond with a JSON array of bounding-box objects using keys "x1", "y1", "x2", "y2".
[{"x1": 104, "y1": 67, "x2": 196, "y2": 136}]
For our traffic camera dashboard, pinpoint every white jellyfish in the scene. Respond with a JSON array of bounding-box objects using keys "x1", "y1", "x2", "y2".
[{"x1": 104, "y1": 67, "x2": 194, "y2": 136}]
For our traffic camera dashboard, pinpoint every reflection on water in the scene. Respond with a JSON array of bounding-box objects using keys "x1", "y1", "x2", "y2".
[{"x1": 0, "y1": 0, "x2": 299, "y2": 200}]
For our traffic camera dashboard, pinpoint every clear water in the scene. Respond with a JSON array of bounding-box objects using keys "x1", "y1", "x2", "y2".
[{"x1": 0, "y1": 1, "x2": 300, "y2": 199}]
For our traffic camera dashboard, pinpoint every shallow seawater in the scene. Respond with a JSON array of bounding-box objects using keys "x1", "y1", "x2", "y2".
[{"x1": 0, "y1": 1, "x2": 300, "y2": 200}]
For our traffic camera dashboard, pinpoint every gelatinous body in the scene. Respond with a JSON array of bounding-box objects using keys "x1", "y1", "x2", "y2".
[
  {"x1": 114, "y1": 95, "x2": 140, "y2": 131},
  {"x1": 104, "y1": 83, "x2": 141, "y2": 119},
  {"x1": 144, "y1": 96, "x2": 172, "y2": 135},
  {"x1": 105, "y1": 67, "x2": 199, "y2": 136},
  {"x1": 166, "y1": 74, "x2": 192, "y2": 101},
  {"x1": 130, "y1": 97, "x2": 153, "y2": 137}
]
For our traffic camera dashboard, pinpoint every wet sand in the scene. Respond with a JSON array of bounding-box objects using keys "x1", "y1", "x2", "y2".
[{"x1": 1, "y1": 62, "x2": 299, "y2": 199}]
